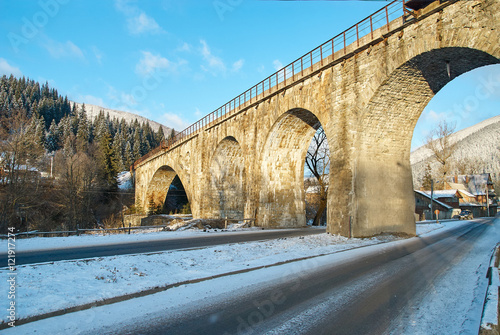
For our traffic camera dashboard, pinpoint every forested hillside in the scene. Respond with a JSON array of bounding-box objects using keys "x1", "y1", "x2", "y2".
[
  {"x1": 71, "y1": 101, "x2": 171, "y2": 134},
  {"x1": 0, "y1": 75, "x2": 172, "y2": 232},
  {"x1": 411, "y1": 115, "x2": 500, "y2": 190}
]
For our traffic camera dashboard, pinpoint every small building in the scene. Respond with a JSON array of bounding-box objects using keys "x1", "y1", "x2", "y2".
[
  {"x1": 414, "y1": 190, "x2": 457, "y2": 221},
  {"x1": 422, "y1": 189, "x2": 462, "y2": 209},
  {"x1": 446, "y1": 174, "x2": 498, "y2": 217}
]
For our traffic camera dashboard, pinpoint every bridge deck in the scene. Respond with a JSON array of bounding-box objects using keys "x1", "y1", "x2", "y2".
[{"x1": 133, "y1": 0, "x2": 448, "y2": 169}]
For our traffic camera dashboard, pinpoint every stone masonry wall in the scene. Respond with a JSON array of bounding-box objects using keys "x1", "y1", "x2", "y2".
[{"x1": 135, "y1": 0, "x2": 500, "y2": 237}]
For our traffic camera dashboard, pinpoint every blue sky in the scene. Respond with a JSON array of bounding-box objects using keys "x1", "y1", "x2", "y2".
[{"x1": 0, "y1": 0, "x2": 498, "y2": 150}]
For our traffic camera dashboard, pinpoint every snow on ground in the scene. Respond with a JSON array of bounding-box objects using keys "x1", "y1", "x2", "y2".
[
  {"x1": 1, "y1": 232, "x2": 398, "y2": 322},
  {"x1": 389, "y1": 218, "x2": 500, "y2": 335},
  {"x1": 1, "y1": 224, "x2": 265, "y2": 253},
  {"x1": 2, "y1": 219, "x2": 493, "y2": 335},
  {"x1": 2, "y1": 240, "x2": 414, "y2": 335},
  {"x1": 0, "y1": 221, "x2": 459, "y2": 327}
]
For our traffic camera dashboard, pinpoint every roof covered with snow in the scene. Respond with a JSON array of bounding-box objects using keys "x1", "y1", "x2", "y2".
[
  {"x1": 423, "y1": 190, "x2": 461, "y2": 199},
  {"x1": 414, "y1": 190, "x2": 453, "y2": 210},
  {"x1": 448, "y1": 174, "x2": 492, "y2": 196}
]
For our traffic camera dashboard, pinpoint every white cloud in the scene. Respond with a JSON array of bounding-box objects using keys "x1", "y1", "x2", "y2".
[
  {"x1": 200, "y1": 40, "x2": 226, "y2": 74},
  {"x1": 232, "y1": 59, "x2": 244, "y2": 72},
  {"x1": 114, "y1": 0, "x2": 135, "y2": 15},
  {"x1": 107, "y1": 85, "x2": 137, "y2": 108},
  {"x1": 77, "y1": 94, "x2": 107, "y2": 107},
  {"x1": 128, "y1": 12, "x2": 165, "y2": 35},
  {"x1": 135, "y1": 51, "x2": 187, "y2": 77},
  {"x1": 273, "y1": 59, "x2": 284, "y2": 71},
  {"x1": 177, "y1": 42, "x2": 191, "y2": 52},
  {"x1": 161, "y1": 112, "x2": 190, "y2": 130},
  {"x1": 0, "y1": 58, "x2": 22, "y2": 77},
  {"x1": 92, "y1": 46, "x2": 103, "y2": 64},
  {"x1": 136, "y1": 51, "x2": 171, "y2": 76},
  {"x1": 195, "y1": 108, "x2": 202, "y2": 117},
  {"x1": 424, "y1": 109, "x2": 448, "y2": 122},
  {"x1": 115, "y1": 0, "x2": 165, "y2": 35},
  {"x1": 43, "y1": 38, "x2": 85, "y2": 60}
]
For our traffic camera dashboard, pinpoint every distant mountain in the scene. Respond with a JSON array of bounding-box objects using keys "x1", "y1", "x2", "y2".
[
  {"x1": 70, "y1": 101, "x2": 173, "y2": 135},
  {"x1": 411, "y1": 115, "x2": 500, "y2": 188}
]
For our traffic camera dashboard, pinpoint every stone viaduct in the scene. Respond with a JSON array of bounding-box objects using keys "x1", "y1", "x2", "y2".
[{"x1": 133, "y1": 0, "x2": 499, "y2": 237}]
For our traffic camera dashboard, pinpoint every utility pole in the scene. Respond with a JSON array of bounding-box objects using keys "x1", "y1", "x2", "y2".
[
  {"x1": 430, "y1": 179, "x2": 434, "y2": 221},
  {"x1": 50, "y1": 155, "x2": 54, "y2": 178},
  {"x1": 486, "y1": 186, "x2": 490, "y2": 217}
]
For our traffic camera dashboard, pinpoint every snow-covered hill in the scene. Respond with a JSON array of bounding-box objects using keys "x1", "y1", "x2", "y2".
[
  {"x1": 70, "y1": 101, "x2": 173, "y2": 134},
  {"x1": 411, "y1": 115, "x2": 500, "y2": 187}
]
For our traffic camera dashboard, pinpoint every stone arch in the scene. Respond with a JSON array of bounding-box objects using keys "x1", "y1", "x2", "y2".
[
  {"x1": 208, "y1": 136, "x2": 246, "y2": 220},
  {"x1": 350, "y1": 47, "x2": 499, "y2": 236},
  {"x1": 362, "y1": 47, "x2": 499, "y2": 150},
  {"x1": 146, "y1": 165, "x2": 191, "y2": 214},
  {"x1": 258, "y1": 108, "x2": 322, "y2": 227}
]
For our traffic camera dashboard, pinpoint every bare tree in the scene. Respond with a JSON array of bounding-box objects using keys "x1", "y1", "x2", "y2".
[
  {"x1": 55, "y1": 146, "x2": 99, "y2": 230},
  {"x1": 305, "y1": 127, "x2": 330, "y2": 226},
  {"x1": 455, "y1": 157, "x2": 486, "y2": 175},
  {"x1": 425, "y1": 120, "x2": 457, "y2": 189},
  {"x1": 0, "y1": 111, "x2": 45, "y2": 232}
]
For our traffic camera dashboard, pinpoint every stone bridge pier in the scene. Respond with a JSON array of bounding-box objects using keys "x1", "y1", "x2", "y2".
[{"x1": 134, "y1": 0, "x2": 499, "y2": 237}]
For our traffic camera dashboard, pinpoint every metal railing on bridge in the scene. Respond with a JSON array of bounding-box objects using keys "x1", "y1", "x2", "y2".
[{"x1": 134, "y1": 0, "x2": 413, "y2": 168}]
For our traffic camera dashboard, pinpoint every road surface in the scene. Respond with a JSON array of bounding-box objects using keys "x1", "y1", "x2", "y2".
[
  {"x1": 1, "y1": 228, "x2": 325, "y2": 266},
  {"x1": 112, "y1": 218, "x2": 497, "y2": 335}
]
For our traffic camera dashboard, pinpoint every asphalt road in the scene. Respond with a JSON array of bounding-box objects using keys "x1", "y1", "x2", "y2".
[
  {"x1": 1, "y1": 228, "x2": 325, "y2": 266},
  {"x1": 118, "y1": 218, "x2": 496, "y2": 335}
]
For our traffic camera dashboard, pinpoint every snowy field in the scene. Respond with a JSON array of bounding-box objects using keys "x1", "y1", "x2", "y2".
[
  {"x1": 1, "y1": 218, "x2": 495, "y2": 335},
  {"x1": 5, "y1": 224, "x2": 267, "y2": 253},
  {"x1": 0, "y1": 221, "x2": 453, "y2": 325}
]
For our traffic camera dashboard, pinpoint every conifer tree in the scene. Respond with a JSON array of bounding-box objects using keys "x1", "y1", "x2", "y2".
[
  {"x1": 124, "y1": 141, "x2": 134, "y2": 169},
  {"x1": 133, "y1": 129, "x2": 142, "y2": 160},
  {"x1": 76, "y1": 108, "x2": 90, "y2": 152},
  {"x1": 112, "y1": 131, "x2": 125, "y2": 172},
  {"x1": 155, "y1": 127, "x2": 165, "y2": 147},
  {"x1": 45, "y1": 119, "x2": 60, "y2": 152},
  {"x1": 422, "y1": 163, "x2": 433, "y2": 190},
  {"x1": 97, "y1": 131, "x2": 118, "y2": 189}
]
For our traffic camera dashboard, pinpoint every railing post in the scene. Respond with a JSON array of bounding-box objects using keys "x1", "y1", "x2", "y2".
[
  {"x1": 370, "y1": 16, "x2": 373, "y2": 39},
  {"x1": 310, "y1": 52, "x2": 313, "y2": 69},
  {"x1": 386, "y1": 6, "x2": 390, "y2": 31},
  {"x1": 301, "y1": 57, "x2": 303, "y2": 76},
  {"x1": 320, "y1": 45, "x2": 323, "y2": 66},
  {"x1": 356, "y1": 24, "x2": 359, "y2": 47},
  {"x1": 343, "y1": 31, "x2": 346, "y2": 55},
  {"x1": 332, "y1": 38, "x2": 335, "y2": 61}
]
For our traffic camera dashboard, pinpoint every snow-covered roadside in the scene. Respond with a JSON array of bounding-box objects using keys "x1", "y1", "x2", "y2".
[
  {"x1": 0, "y1": 224, "x2": 268, "y2": 253},
  {"x1": 1, "y1": 233, "x2": 397, "y2": 322},
  {"x1": 389, "y1": 218, "x2": 500, "y2": 334},
  {"x1": 0, "y1": 221, "x2": 453, "y2": 325},
  {"x1": 1, "y1": 221, "x2": 444, "y2": 254},
  {"x1": 1, "y1": 219, "x2": 491, "y2": 335}
]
